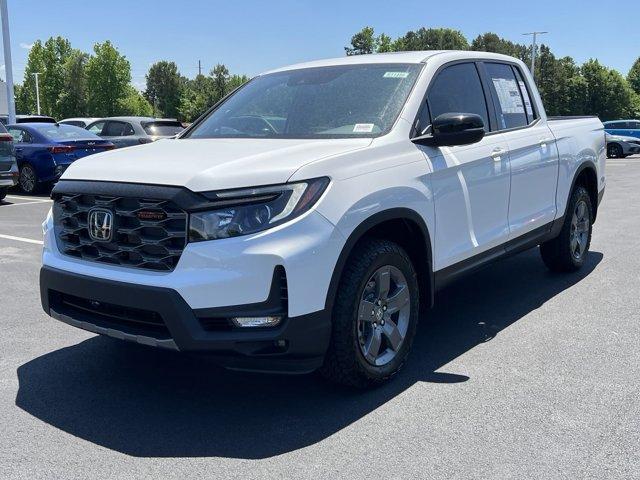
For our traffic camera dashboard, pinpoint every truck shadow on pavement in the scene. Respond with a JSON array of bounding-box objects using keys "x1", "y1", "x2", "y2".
[{"x1": 15, "y1": 249, "x2": 603, "y2": 459}]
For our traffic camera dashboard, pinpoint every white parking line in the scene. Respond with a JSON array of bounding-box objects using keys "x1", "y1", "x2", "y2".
[
  {"x1": 0, "y1": 233, "x2": 43, "y2": 245},
  {"x1": 0, "y1": 201, "x2": 48, "y2": 207},
  {"x1": 608, "y1": 163, "x2": 628, "y2": 167},
  {"x1": 5, "y1": 195, "x2": 52, "y2": 203}
]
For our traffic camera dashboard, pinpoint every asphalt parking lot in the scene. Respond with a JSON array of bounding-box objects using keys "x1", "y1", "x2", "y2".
[{"x1": 1, "y1": 156, "x2": 639, "y2": 480}]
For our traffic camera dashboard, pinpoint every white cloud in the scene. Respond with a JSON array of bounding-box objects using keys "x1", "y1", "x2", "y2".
[{"x1": 19, "y1": 42, "x2": 33, "y2": 50}]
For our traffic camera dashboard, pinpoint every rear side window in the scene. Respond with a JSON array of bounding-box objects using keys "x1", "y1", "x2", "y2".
[
  {"x1": 143, "y1": 121, "x2": 184, "y2": 136},
  {"x1": 104, "y1": 121, "x2": 134, "y2": 136},
  {"x1": 8, "y1": 128, "x2": 30, "y2": 143},
  {"x1": 88, "y1": 121, "x2": 105, "y2": 135},
  {"x1": 485, "y1": 63, "x2": 528, "y2": 130},
  {"x1": 427, "y1": 63, "x2": 490, "y2": 132}
]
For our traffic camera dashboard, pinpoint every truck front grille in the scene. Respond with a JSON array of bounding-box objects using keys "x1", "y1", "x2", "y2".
[{"x1": 53, "y1": 193, "x2": 188, "y2": 271}]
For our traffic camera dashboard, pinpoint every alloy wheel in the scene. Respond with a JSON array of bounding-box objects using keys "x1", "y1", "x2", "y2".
[
  {"x1": 570, "y1": 200, "x2": 589, "y2": 260},
  {"x1": 19, "y1": 166, "x2": 36, "y2": 193},
  {"x1": 357, "y1": 265, "x2": 411, "y2": 366}
]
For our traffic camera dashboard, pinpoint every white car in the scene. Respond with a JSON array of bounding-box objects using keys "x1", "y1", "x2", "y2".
[
  {"x1": 58, "y1": 118, "x2": 101, "y2": 129},
  {"x1": 605, "y1": 133, "x2": 640, "y2": 158},
  {"x1": 40, "y1": 51, "x2": 606, "y2": 387}
]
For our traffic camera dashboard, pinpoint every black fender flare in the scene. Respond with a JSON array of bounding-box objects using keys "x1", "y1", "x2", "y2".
[
  {"x1": 324, "y1": 207, "x2": 434, "y2": 314},
  {"x1": 565, "y1": 160, "x2": 599, "y2": 221}
]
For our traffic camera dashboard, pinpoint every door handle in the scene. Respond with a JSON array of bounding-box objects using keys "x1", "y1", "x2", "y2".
[
  {"x1": 490, "y1": 147, "x2": 506, "y2": 162},
  {"x1": 539, "y1": 137, "x2": 553, "y2": 147}
]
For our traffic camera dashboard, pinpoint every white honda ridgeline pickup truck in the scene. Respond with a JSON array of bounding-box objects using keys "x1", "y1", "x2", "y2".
[{"x1": 40, "y1": 51, "x2": 605, "y2": 387}]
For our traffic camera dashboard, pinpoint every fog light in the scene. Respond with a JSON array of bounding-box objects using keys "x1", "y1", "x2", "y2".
[{"x1": 231, "y1": 316, "x2": 282, "y2": 328}]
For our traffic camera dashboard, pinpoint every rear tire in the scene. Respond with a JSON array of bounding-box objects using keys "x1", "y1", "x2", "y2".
[
  {"x1": 18, "y1": 164, "x2": 39, "y2": 194},
  {"x1": 0, "y1": 187, "x2": 7, "y2": 201},
  {"x1": 540, "y1": 186, "x2": 593, "y2": 272},
  {"x1": 319, "y1": 239, "x2": 419, "y2": 388},
  {"x1": 607, "y1": 143, "x2": 623, "y2": 158}
]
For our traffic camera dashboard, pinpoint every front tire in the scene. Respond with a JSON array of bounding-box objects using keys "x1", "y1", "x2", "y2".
[
  {"x1": 320, "y1": 239, "x2": 419, "y2": 388},
  {"x1": 18, "y1": 164, "x2": 39, "y2": 194},
  {"x1": 0, "y1": 187, "x2": 7, "y2": 201},
  {"x1": 540, "y1": 186, "x2": 593, "y2": 272}
]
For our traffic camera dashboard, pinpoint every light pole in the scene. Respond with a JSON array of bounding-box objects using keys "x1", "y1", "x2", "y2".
[
  {"x1": 0, "y1": 0, "x2": 16, "y2": 123},
  {"x1": 33, "y1": 72, "x2": 41, "y2": 114},
  {"x1": 523, "y1": 31, "x2": 548, "y2": 79}
]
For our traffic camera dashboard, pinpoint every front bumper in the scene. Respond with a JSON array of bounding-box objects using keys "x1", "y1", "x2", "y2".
[{"x1": 40, "y1": 265, "x2": 331, "y2": 373}]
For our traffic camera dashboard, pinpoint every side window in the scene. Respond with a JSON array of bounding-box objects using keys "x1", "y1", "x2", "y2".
[
  {"x1": 8, "y1": 128, "x2": 27, "y2": 143},
  {"x1": 88, "y1": 121, "x2": 105, "y2": 135},
  {"x1": 630, "y1": 121, "x2": 640, "y2": 130},
  {"x1": 104, "y1": 121, "x2": 126, "y2": 137},
  {"x1": 485, "y1": 63, "x2": 528, "y2": 130},
  {"x1": 427, "y1": 63, "x2": 490, "y2": 132},
  {"x1": 512, "y1": 67, "x2": 537, "y2": 124},
  {"x1": 123, "y1": 123, "x2": 135, "y2": 136}
]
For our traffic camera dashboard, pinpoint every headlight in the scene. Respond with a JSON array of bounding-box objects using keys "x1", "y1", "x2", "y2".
[{"x1": 189, "y1": 177, "x2": 330, "y2": 241}]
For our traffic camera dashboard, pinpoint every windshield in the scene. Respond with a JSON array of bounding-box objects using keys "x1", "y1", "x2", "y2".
[
  {"x1": 31, "y1": 124, "x2": 101, "y2": 141},
  {"x1": 185, "y1": 63, "x2": 422, "y2": 139},
  {"x1": 143, "y1": 121, "x2": 184, "y2": 136}
]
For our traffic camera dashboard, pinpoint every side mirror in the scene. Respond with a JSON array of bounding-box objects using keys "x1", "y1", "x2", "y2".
[{"x1": 412, "y1": 113, "x2": 485, "y2": 147}]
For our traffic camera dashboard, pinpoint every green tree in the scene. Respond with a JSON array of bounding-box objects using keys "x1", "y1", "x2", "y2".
[
  {"x1": 628, "y1": 57, "x2": 640, "y2": 95},
  {"x1": 86, "y1": 41, "x2": 131, "y2": 117},
  {"x1": 118, "y1": 85, "x2": 153, "y2": 116},
  {"x1": 345, "y1": 26, "x2": 378, "y2": 55},
  {"x1": 211, "y1": 64, "x2": 230, "y2": 101},
  {"x1": 392, "y1": 27, "x2": 469, "y2": 51},
  {"x1": 16, "y1": 40, "x2": 46, "y2": 114},
  {"x1": 144, "y1": 61, "x2": 182, "y2": 118},
  {"x1": 471, "y1": 32, "x2": 529, "y2": 63},
  {"x1": 178, "y1": 74, "x2": 215, "y2": 122},
  {"x1": 226, "y1": 74, "x2": 250, "y2": 93},
  {"x1": 582, "y1": 59, "x2": 636, "y2": 120},
  {"x1": 57, "y1": 50, "x2": 89, "y2": 118},
  {"x1": 40, "y1": 36, "x2": 73, "y2": 118}
]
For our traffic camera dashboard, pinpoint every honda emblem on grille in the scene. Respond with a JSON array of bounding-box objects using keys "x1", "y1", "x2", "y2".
[{"x1": 88, "y1": 208, "x2": 114, "y2": 242}]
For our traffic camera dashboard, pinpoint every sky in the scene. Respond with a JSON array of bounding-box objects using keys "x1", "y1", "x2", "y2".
[{"x1": 2, "y1": 0, "x2": 638, "y2": 88}]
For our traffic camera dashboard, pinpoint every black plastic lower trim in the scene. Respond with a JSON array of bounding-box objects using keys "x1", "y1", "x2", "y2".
[
  {"x1": 40, "y1": 266, "x2": 330, "y2": 373},
  {"x1": 434, "y1": 217, "x2": 563, "y2": 290}
]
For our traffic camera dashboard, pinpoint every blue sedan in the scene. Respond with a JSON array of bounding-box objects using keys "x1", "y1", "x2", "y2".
[{"x1": 7, "y1": 123, "x2": 114, "y2": 194}]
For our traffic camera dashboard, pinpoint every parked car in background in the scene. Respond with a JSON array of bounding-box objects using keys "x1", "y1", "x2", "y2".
[
  {"x1": 85, "y1": 117, "x2": 184, "y2": 148},
  {"x1": 606, "y1": 133, "x2": 640, "y2": 158},
  {"x1": 0, "y1": 122, "x2": 18, "y2": 200},
  {"x1": 603, "y1": 119, "x2": 640, "y2": 139},
  {"x1": 58, "y1": 118, "x2": 100, "y2": 128},
  {"x1": 0, "y1": 115, "x2": 57, "y2": 125},
  {"x1": 7, "y1": 123, "x2": 114, "y2": 194}
]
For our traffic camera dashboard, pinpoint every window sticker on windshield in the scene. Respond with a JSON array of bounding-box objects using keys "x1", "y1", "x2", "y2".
[
  {"x1": 492, "y1": 78, "x2": 525, "y2": 114},
  {"x1": 353, "y1": 123, "x2": 375, "y2": 133},
  {"x1": 383, "y1": 71, "x2": 409, "y2": 79}
]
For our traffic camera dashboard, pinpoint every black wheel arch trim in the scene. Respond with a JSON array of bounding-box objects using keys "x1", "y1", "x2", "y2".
[
  {"x1": 325, "y1": 207, "x2": 434, "y2": 314},
  {"x1": 566, "y1": 161, "x2": 600, "y2": 221}
]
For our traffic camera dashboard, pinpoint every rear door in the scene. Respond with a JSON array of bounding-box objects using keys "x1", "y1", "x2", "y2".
[
  {"x1": 419, "y1": 62, "x2": 511, "y2": 270},
  {"x1": 482, "y1": 62, "x2": 560, "y2": 238}
]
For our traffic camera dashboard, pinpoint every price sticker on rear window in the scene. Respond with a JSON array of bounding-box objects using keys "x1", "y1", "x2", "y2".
[
  {"x1": 383, "y1": 71, "x2": 409, "y2": 79},
  {"x1": 353, "y1": 123, "x2": 375, "y2": 133}
]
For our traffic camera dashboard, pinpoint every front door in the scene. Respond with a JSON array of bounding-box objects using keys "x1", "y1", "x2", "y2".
[{"x1": 418, "y1": 62, "x2": 512, "y2": 271}]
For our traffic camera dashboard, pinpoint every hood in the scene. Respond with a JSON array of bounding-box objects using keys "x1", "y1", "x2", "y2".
[{"x1": 62, "y1": 137, "x2": 371, "y2": 191}]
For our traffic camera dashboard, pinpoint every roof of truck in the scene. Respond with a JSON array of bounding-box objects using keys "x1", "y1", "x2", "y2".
[{"x1": 261, "y1": 50, "x2": 523, "y2": 75}]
